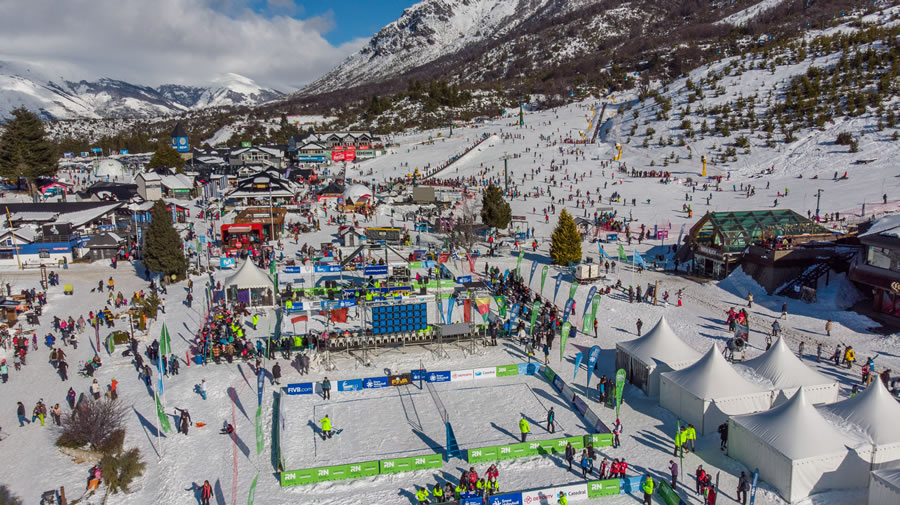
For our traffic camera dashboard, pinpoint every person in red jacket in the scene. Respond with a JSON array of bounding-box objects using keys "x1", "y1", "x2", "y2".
[
  {"x1": 619, "y1": 459, "x2": 628, "y2": 477},
  {"x1": 200, "y1": 480, "x2": 213, "y2": 505}
]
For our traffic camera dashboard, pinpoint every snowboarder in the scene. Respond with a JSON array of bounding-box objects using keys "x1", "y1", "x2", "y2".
[
  {"x1": 319, "y1": 414, "x2": 332, "y2": 440},
  {"x1": 546, "y1": 407, "x2": 555, "y2": 433},
  {"x1": 519, "y1": 414, "x2": 530, "y2": 442},
  {"x1": 220, "y1": 423, "x2": 235, "y2": 435}
]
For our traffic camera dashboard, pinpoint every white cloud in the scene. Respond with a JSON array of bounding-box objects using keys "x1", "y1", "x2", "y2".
[{"x1": 0, "y1": 0, "x2": 367, "y2": 91}]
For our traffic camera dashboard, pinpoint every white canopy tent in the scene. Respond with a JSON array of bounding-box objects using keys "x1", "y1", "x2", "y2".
[
  {"x1": 224, "y1": 259, "x2": 274, "y2": 306},
  {"x1": 819, "y1": 379, "x2": 900, "y2": 469},
  {"x1": 729, "y1": 388, "x2": 871, "y2": 502},
  {"x1": 660, "y1": 345, "x2": 773, "y2": 434},
  {"x1": 738, "y1": 336, "x2": 839, "y2": 406},
  {"x1": 869, "y1": 469, "x2": 900, "y2": 505},
  {"x1": 614, "y1": 316, "x2": 701, "y2": 396}
]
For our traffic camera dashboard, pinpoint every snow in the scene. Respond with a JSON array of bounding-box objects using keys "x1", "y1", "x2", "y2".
[{"x1": 716, "y1": 0, "x2": 787, "y2": 27}]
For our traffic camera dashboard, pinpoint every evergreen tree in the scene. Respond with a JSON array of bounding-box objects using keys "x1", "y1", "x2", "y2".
[
  {"x1": 480, "y1": 183, "x2": 511, "y2": 229},
  {"x1": 142, "y1": 200, "x2": 187, "y2": 279},
  {"x1": 147, "y1": 143, "x2": 185, "y2": 174},
  {"x1": 0, "y1": 107, "x2": 58, "y2": 193},
  {"x1": 549, "y1": 209, "x2": 582, "y2": 266}
]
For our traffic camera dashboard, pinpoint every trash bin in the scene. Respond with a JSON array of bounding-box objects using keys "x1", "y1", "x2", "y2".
[{"x1": 193, "y1": 355, "x2": 204, "y2": 365}]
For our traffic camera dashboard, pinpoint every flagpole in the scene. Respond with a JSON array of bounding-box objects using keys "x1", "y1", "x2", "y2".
[{"x1": 153, "y1": 391, "x2": 162, "y2": 460}]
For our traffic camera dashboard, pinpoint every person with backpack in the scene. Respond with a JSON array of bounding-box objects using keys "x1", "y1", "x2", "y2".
[
  {"x1": 546, "y1": 407, "x2": 555, "y2": 433},
  {"x1": 696, "y1": 465, "x2": 707, "y2": 494},
  {"x1": 580, "y1": 450, "x2": 592, "y2": 478}
]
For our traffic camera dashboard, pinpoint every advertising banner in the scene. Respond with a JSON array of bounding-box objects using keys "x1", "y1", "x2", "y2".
[
  {"x1": 587, "y1": 479, "x2": 620, "y2": 498},
  {"x1": 586, "y1": 346, "x2": 601, "y2": 386},
  {"x1": 337, "y1": 379, "x2": 363, "y2": 392},
  {"x1": 488, "y1": 492, "x2": 523, "y2": 505},
  {"x1": 473, "y1": 367, "x2": 496, "y2": 380},
  {"x1": 255, "y1": 406, "x2": 264, "y2": 455},
  {"x1": 542, "y1": 366, "x2": 557, "y2": 383},
  {"x1": 467, "y1": 445, "x2": 500, "y2": 464},
  {"x1": 497, "y1": 442, "x2": 536, "y2": 460},
  {"x1": 411, "y1": 369, "x2": 425, "y2": 382},
  {"x1": 363, "y1": 377, "x2": 390, "y2": 389},
  {"x1": 364, "y1": 265, "x2": 388, "y2": 276},
  {"x1": 573, "y1": 395, "x2": 590, "y2": 416},
  {"x1": 529, "y1": 260, "x2": 538, "y2": 284},
  {"x1": 283, "y1": 266, "x2": 301, "y2": 273},
  {"x1": 284, "y1": 382, "x2": 313, "y2": 395},
  {"x1": 568, "y1": 282, "x2": 578, "y2": 301},
  {"x1": 529, "y1": 301, "x2": 541, "y2": 335},
  {"x1": 619, "y1": 476, "x2": 643, "y2": 494},
  {"x1": 521, "y1": 483, "x2": 587, "y2": 504},
  {"x1": 518, "y1": 362, "x2": 540, "y2": 375},
  {"x1": 389, "y1": 373, "x2": 413, "y2": 386},
  {"x1": 615, "y1": 369, "x2": 626, "y2": 417},
  {"x1": 560, "y1": 322, "x2": 572, "y2": 361},
  {"x1": 451, "y1": 369, "x2": 474, "y2": 382},
  {"x1": 496, "y1": 364, "x2": 519, "y2": 377},
  {"x1": 554, "y1": 273, "x2": 564, "y2": 301},
  {"x1": 220, "y1": 257, "x2": 236, "y2": 269},
  {"x1": 584, "y1": 408, "x2": 612, "y2": 435},
  {"x1": 656, "y1": 480, "x2": 681, "y2": 505},
  {"x1": 378, "y1": 453, "x2": 442, "y2": 474},
  {"x1": 562, "y1": 298, "x2": 574, "y2": 323},
  {"x1": 462, "y1": 497, "x2": 485, "y2": 505},
  {"x1": 314, "y1": 264, "x2": 342, "y2": 273},
  {"x1": 280, "y1": 461, "x2": 379, "y2": 486},
  {"x1": 584, "y1": 286, "x2": 597, "y2": 316},
  {"x1": 426, "y1": 371, "x2": 451, "y2": 383},
  {"x1": 586, "y1": 433, "x2": 614, "y2": 447}
]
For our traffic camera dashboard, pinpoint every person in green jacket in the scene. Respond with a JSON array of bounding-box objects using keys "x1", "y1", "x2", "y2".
[
  {"x1": 558, "y1": 491, "x2": 568, "y2": 505},
  {"x1": 432, "y1": 484, "x2": 443, "y2": 502},
  {"x1": 519, "y1": 414, "x2": 531, "y2": 442},
  {"x1": 686, "y1": 424, "x2": 697, "y2": 452},
  {"x1": 319, "y1": 415, "x2": 332, "y2": 440},
  {"x1": 251, "y1": 314, "x2": 260, "y2": 329},
  {"x1": 454, "y1": 483, "x2": 463, "y2": 499},
  {"x1": 414, "y1": 487, "x2": 430, "y2": 504},
  {"x1": 642, "y1": 475, "x2": 654, "y2": 505},
  {"x1": 673, "y1": 428, "x2": 683, "y2": 457}
]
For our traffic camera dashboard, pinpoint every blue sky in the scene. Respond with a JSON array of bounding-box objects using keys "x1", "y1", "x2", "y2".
[{"x1": 251, "y1": 0, "x2": 417, "y2": 44}]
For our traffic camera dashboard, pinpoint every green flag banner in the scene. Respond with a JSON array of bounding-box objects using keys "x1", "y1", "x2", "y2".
[
  {"x1": 159, "y1": 323, "x2": 172, "y2": 355},
  {"x1": 582, "y1": 309, "x2": 593, "y2": 333},
  {"x1": 618, "y1": 243, "x2": 627, "y2": 261},
  {"x1": 584, "y1": 296, "x2": 601, "y2": 333},
  {"x1": 255, "y1": 406, "x2": 264, "y2": 455},
  {"x1": 107, "y1": 335, "x2": 115, "y2": 354},
  {"x1": 529, "y1": 301, "x2": 542, "y2": 335},
  {"x1": 247, "y1": 473, "x2": 259, "y2": 505},
  {"x1": 494, "y1": 296, "x2": 507, "y2": 318},
  {"x1": 560, "y1": 322, "x2": 572, "y2": 361},
  {"x1": 615, "y1": 368, "x2": 626, "y2": 417},
  {"x1": 540, "y1": 265, "x2": 549, "y2": 294},
  {"x1": 155, "y1": 393, "x2": 172, "y2": 433},
  {"x1": 516, "y1": 250, "x2": 525, "y2": 277},
  {"x1": 568, "y1": 282, "x2": 578, "y2": 301}
]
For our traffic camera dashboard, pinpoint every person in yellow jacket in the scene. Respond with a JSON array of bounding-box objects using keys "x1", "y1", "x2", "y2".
[
  {"x1": 558, "y1": 491, "x2": 568, "y2": 505},
  {"x1": 319, "y1": 415, "x2": 332, "y2": 440},
  {"x1": 432, "y1": 484, "x2": 443, "y2": 502},
  {"x1": 519, "y1": 414, "x2": 531, "y2": 442},
  {"x1": 844, "y1": 346, "x2": 856, "y2": 369},
  {"x1": 673, "y1": 428, "x2": 683, "y2": 457},
  {"x1": 642, "y1": 475, "x2": 654, "y2": 505},
  {"x1": 414, "y1": 486, "x2": 430, "y2": 504},
  {"x1": 686, "y1": 424, "x2": 697, "y2": 453}
]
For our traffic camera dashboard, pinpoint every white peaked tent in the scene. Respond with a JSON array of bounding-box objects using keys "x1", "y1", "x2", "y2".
[
  {"x1": 660, "y1": 344, "x2": 773, "y2": 434},
  {"x1": 819, "y1": 379, "x2": 900, "y2": 468},
  {"x1": 614, "y1": 316, "x2": 701, "y2": 396},
  {"x1": 739, "y1": 336, "x2": 838, "y2": 406},
  {"x1": 869, "y1": 469, "x2": 900, "y2": 505},
  {"x1": 729, "y1": 388, "x2": 871, "y2": 502},
  {"x1": 224, "y1": 260, "x2": 274, "y2": 306}
]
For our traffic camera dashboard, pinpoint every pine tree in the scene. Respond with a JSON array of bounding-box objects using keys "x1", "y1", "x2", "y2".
[
  {"x1": 549, "y1": 209, "x2": 582, "y2": 266},
  {"x1": 0, "y1": 107, "x2": 58, "y2": 193},
  {"x1": 147, "y1": 143, "x2": 185, "y2": 174},
  {"x1": 480, "y1": 183, "x2": 511, "y2": 229},
  {"x1": 142, "y1": 200, "x2": 187, "y2": 279}
]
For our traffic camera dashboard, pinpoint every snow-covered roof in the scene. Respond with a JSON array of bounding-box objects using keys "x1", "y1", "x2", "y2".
[
  {"x1": 731, "y1": 388, "x2": 864, "y2": 460},
  {"x1": 738, "y1": 336, "x2": 835, "y2": 390},
  {"x1": 871, "y1": 469, "x2": 900, "y2": 495},
  {"x1": 860, "y1": 213, "x2": 900, "y2": 238},
  {"x1": 224, "y1": 259, "x2": 272, "y2": 289},
  {"x1": 10, "y1": 211, "x2": 58, "y2": 222},
  {"x1": 818, "y1": 379, "x2": 900, "y2": 445},
  {"x1": 343, "y1": 184, "x2": 373, "y2": 201},
  {"x1": 160, "y1": 174, "x2": 194, "y2": 190},
  {"x1": 615, "y1": 316, "x2": 701, "y2": 368},
  {"x1": 662, "y1": 344, "x2": 769, "y2": 399},
  {"x1": 137, "y1": 171, "x2": 161, "y2": 181},
  {"x1": 52, "y1": 202, "x2": 122, "y2": 228}
]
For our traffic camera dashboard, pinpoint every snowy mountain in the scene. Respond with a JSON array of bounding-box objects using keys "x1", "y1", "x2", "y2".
[{"x1": 0, "y1": 62, "x2": 283, "y2": 120}]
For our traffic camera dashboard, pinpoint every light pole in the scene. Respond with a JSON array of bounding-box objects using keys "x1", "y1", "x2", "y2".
[
  {"x1": 500, "y1": 153, "x2": 513, "y2": 197},
  {"x1": 815, "y1": 189, "x2": 824, "y2": 220}
]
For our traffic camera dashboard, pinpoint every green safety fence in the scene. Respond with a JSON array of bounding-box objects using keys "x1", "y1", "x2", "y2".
[
  {"x1": 586, "y1": 433, "x2": 614, "y2": 447},
  {"x1": 379, "y1": 453, "x2": 443, "y2": 474},
  {"x1": 587, "y1": 479, "x2": 621, "y2": 498},
  {"x1": 280, "y1": 460, "x2": 380, "y2": 486},
  {"x1": 467, "y1": 435, "x2": 584, "y2": 464}
]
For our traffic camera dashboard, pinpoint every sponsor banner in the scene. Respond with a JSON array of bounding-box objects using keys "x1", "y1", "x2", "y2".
[
  {"x1": 337, "y1": 379, "x2": 363, "y2": 392},
  {"x1": 467, "y1": 445, "x2": 500, "y2": 464},
  {"x1": 280, "y1": 461, "x2": 379, "y2": 486},
  {"x1": 456, "y1": 275, "x2": 472, "y2": 283},
  {"x1": 552, "y1": 375, "x2": 565, "y2": 392},
  {"x1": 619, "y1": 476, "x2": 643, "y2": 494},
  {"x1": 521, "y1": 483, "x2": 587, "y2": 505},
  {"x1": 573, "y1": 395, "x2": 590, "y2": 416},
  {"x1": 587, "y1": 479, "x2": 620, "y2": 498},
  {"x1": 586, "y1": 433, "x2": 614, "y2": 447},
  {"x1": 542, "y1": 366, "x2": 557, "y2": 382},
  {"x1": 657, "y1": 480, "x2": 681, "y2": 505},
  {"x1": 583, "y1": 408, "x2": 611, "y2": 434},
  {"x1": 220, "y1": 257, "x2": 236, "y2": 269},
  {"x1": 80, "y1": 151, "x2": 89, "y2": 157},
  {"x1": 363, "y1": 377, "x2": 390, "y2": 389},
  {"x1": 426, "y1": 371, "x2": 451, "y2": 383},
  {"x1": 496, "y1": 364, "x2": 519, "y2": 377},
  {"x1": 314, "y1": 264, "x2": 342, "y2": 273},
  {"x1": 488, "y1": 492, "x2": 523, "y2": 505},
  {"x1": 283, "y1": 266, "x2": 301, "y2": 273},
  {"x1": 560, "y1": 382, "x2": 576, "y2": 402},
  {"x1": 497, "y1": 442, "x2": 535, "y2": 460},
  {"x1": 389, "y1": 373, "x2": 412, "y2": 386},
  {"x1": 364, "y1": 265, "x2": 388, "y2": 276},
  {"x1": 473, "y1": 367, "x2": 496, "y2": 380},
  {"x1": 378, "y1": 453, "x2": 442, "y2": 474},
  {"x1": 518, "y1": 362, "x2": 540, "y2": 376},
  {"x1": 451, "y1": 369, "x2": 474, "y2": 382},
  {"x1": 410, "y1": 369, "x2": 425, "y2": 382},
  {"x1": 320, "y1": 299, "x2": 357, "y2": 310},
  {"x1": 462, "y1": 497, "x2": 485, "y2": 505},
  {"x1": 284, "y1": 383, "x2": 313, "y2": 395}
]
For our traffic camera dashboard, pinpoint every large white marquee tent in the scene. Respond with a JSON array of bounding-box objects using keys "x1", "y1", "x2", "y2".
[
  {"x1": 614, "y1": 316, "x2": 701, "y2": 396},
  {"x1": 224, "y1": 259, "x2": 275, "y2": 306},
  {"x1": 728, "y1": 388, "x2": 870, "y2": 502},
  {"x1": 819, "y1": 379, "x2": 900, "y2": 469},
  {"x1": 660, "y1": 344, "x2": 773, "y2": 434},
  {"x1": 868, "y1": 469, "x2": 900, "y2": 505},
  {"x1": 738, "y1": 336, "x2": 839, "y2": 406}
]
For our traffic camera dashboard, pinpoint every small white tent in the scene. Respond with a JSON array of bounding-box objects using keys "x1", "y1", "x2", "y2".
[
  {"x1": 729, "y1": 388, "x2": 870, "y2": 502},
  {"x1": 660, "y1": 344, "x2": 773, "y2": 434},
  {"x1": 224, "y1": 260, "x2": 274, "y2": 306},
  {"x1": 819, "y1": 379, "x2": 900, "y2": 469},
  {"x1": 869, "y1": 469, "x2": 900, "y2": 505},
  {"x1": 614, "y1": 316, "x2": 701, "y2": 396},
  {"x1": 738, "y1": 336, "x2": 838, "y2": 406}
]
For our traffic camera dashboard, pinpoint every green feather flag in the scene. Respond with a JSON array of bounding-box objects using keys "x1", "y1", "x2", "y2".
[
  {"x1": 155, "y1": 392, "x2": 172, "y2": 433},
  {"x1": 560, "y1": 322, "x2": 572, "y2": 361},
  {"x1": 529, "y1": 301, "x2": 542, "y2": 335},
  {"x1": 540, "y1": 265, "x2": 549, "y2": 295},
  {"x1": 159, "y1": 323, "x2": 172, "y2": 356},
  {"x1": 568, "y1": 282, "x2": 578, "y2": 301}
]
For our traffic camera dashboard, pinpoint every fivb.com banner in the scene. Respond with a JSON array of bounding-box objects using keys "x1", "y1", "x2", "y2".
[{"x1": 284, "y1": 383, "x2": 314, "y2": 395}]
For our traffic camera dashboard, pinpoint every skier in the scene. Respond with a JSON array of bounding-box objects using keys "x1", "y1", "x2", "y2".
[
  {"x1": 546, "y1": 407, "x2": 555, "y2": 433},
  {"x1": 319, "y1": 414, "x2": 333, "y2": 440},
  {"x1": 519, "y1": 414, "x2": 530, "y2": 442}
]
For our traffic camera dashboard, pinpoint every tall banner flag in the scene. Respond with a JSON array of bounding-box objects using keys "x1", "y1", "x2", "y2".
[
  {"x1": 568, "y1": 282, "x2": 578, "y2": 301},
  {"x1": 529, "y1": 260, "x2": 538, "y2": 285},
  {"x1": 586, "y1": 346, "x2": 602, "y2": 388},
  {"x1": 257, "y1": 369, "x2": 265, "y2": 407},
  {"x1": 633, "y1": 249, "x2": 647, "y2": 269},
  {"x1": 618, "y1": 243, "x2": 627, "y2": 261},
  {"x1": 554, "y1": 274, "x2": 564, "y2": 302},
  {"x1": 573, "y1": 352, "x2": 584, "y2": 380},
  {"x1": 598, "y1": 243, "x2": 610, "y2": 260},
  {"x1": 516, "y1": 250, "x2": 525, "y2": 277},
  {"x1": 540, "y1": 265, "x2": 549, "y2": 295},
  {"x1": 493, "y1": 296, "x2": 507, "y2": 318},
  {"x1": 560, "y1": 322, "x2": 572, "y2": 361},
  {"x1": 475, "y1": 296, "x2": 491, "y2": 322},
  {"x1": 509, "y1": 303, "x2": 520, "y2": 324},
  {"x1": 248, "y1": 473, "x2": 259, "y2": 505},
  {"x1": 563, "y1": 298, "x2": 575, "y2": 322},
  {"x1": 749, "y1": 468, "x2": 760, "y2": 505},
  {"x1": 529, "y1": 301, "x2": 542, "y2": 335},
  {"x1": 615, "y1": 369, "x2": 626, "y2": 417},
  {"x1": 591, "y1": 296, "x2": 601, "y2": 327},
  {"x1": 155, "y1": 392, "x2": 172, "y2": 433},
  {"x1": 584, "y1": 286, "x2": 597, "y2": 316},
  {"x1": 255, "y1": 406, "x2": 264, "y2": 455},
  {"x1": 440, "y1": 298, "x2": 447, "y2": 324},
  {"x1": 466, "y1": 253, "x2": 476, "y2": 273},
  {"x1": 156, "y1": 352, "x2": 165, "y2": 396},
  {"x1": 676, "y1": 223, "x2": 686, "y2": 251},
  {"x1": 447, "y1": 299, "x2": 455, "y2": 323}
]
